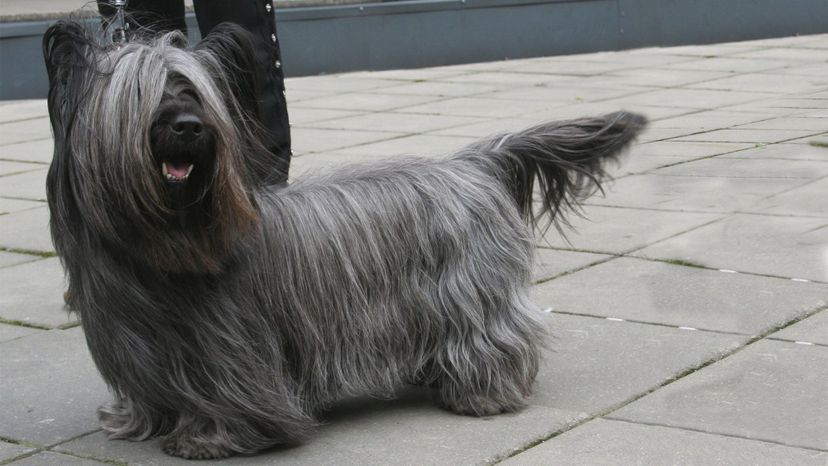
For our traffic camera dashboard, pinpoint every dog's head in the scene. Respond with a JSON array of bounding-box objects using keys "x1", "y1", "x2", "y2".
[{"x1": 43, "y1": 21, "x2": 263, "y2": 273}]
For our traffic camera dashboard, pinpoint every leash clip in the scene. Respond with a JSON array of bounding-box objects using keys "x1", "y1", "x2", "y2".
[{"x1": 111, "y1": 0, "x2": 130, "y2": 45}]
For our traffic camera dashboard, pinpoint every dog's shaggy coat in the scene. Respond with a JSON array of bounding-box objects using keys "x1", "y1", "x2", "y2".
[{"x1": 43, "y1": 20, "x2": 646, "y2": 459}]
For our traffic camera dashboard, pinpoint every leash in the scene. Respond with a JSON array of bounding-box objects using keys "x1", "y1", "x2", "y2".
[{"x1": 110, "y1": 0, "x2": 130, "y2": 45}]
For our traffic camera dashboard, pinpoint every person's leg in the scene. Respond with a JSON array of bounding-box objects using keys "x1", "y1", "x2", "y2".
[
  {"x1": 193, "y1": 0, "x2": 291, "y2": 184},
  {"x1": 97, "y1": 0, "x2": 187, "y2": 35}
]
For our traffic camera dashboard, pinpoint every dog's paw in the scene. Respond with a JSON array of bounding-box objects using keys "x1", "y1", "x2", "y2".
[
  {"x1": 161, "y1": 434, "x2": 233, "y2": 460},
  {"x1": 98, "y1": 401, "x2": 130, "y2": 433},
  {"x1": 97, "y1": 399, "x2": 160, "y2": 440},
  {"x1": 439, "y1": 393, "x2": 524, "y2": 417}
]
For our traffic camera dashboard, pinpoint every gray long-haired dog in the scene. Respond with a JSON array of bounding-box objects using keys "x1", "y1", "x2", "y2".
[{"x1": 44, "y1": 20, "x2": 646, "y2": 459}]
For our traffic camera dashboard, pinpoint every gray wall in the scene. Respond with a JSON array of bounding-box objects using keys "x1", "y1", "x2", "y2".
[{"x1": 2, "y1": 0, "x2": 827, "y2": 99}]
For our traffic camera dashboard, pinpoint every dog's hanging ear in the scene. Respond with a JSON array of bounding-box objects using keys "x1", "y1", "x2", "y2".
[
  {"x1": 195, "y1": 23, "x2": 261, "y2": 120},
  {"x1": 42, "y1": 21, "x2": 95, "y2": 137},
  {"x1": 42, "y1": 21, "x2": 97, "y2": 258}
]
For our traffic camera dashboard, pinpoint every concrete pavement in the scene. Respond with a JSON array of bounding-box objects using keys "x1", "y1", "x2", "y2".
[{"x1": 1, "y1": 33, "x2": 827, "y2": 465}]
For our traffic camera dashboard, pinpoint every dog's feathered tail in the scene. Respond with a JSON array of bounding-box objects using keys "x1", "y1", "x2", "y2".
[{"x1": 462, "y1": 111, "x2": 647, "y2": 229}]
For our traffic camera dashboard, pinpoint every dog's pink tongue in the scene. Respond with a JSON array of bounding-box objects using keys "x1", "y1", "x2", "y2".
[{"x1": 167, "y1": 162, "x2": 191, "y2": 178}]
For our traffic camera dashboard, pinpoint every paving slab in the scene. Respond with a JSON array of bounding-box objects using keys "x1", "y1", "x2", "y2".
[
  {"x1": 629, "y1": 43, "x2": 758, "y2": 57},
  {"x1": 721, "y1": 142, "x2": 828, "y2": 161},
  {"x1": 604, "y1": 69, "x2": 733, "y2": 88},
  {"x1": 589, "y1": 174, "x2": 808, "y2": 213},
  {"x1": 429, "y1": 117, "x2": 546, "y2": 138},
  {"x1": 726, "y1": 97, "x2": 828, "y2": 113},
  {"x1": 803, "y1": 134, "x2": 828, "y2": 147},
  {"x1": 0, "y1": 206, "x2": 53, "y2": 252},
  {"x1": 779, "y1": 64, "x2": 828, "y2": 79},
  {"x1": 0, "y1": 442, "x2": 35, "y2": 464},
  {"x1": 284, "y1": 76, "x2": 406, "y2": 94},
  {"x1": 345, "y1": 66, "x2": 472, "y2": 81},
  {"x1": 731, "y1": 47, "x2": 828, "y2": 62},
  {"x1": 675, "y1": 128, "x2": 820, "y2": 144},
  {"x1": 8, "y1": 451, "x2": 109, "y2": 465},
  {"x1": 545, "y1": 53, "x2": 695, "y2": 69},
  {"x1": 0, "y1": 161, "x2": 43, "y2": 176},
  {"x1": 290, "y1": 127, "x2": 406, "y2": 154},
  {"x1": 289, "y1": 152, "x2": 390, "y2": 179},
  {"x1": 662, "y1": 57, "x2": 788, "y2": 74},
  {"x1": 286, "y1": 108, "x2": 364, "y2": 126},
  {"x1": 772, "y1": 309, "x2": 828, "y2": 346},
  {"x1": 398, "y1": 96, "x2": 564, "y2": 119},
  {"x1": 0, "y1": 118, "x2": 51, "y2": 146},
  {"x1": 0, "y1": 322, "x2": 42, "y2": 344},
  {"x1": 604, "y1": 154, "x2": 689, "y2": 176},
  {"x1": 291, "y1": 92, "x2": 440, "y2": 113},
  {"x1": 439, "y1": 70, "x2": 583, "y2": 86},
  {"x1": 522, "y1": 101, "x2": 698, "y2": 121},
  {"x1": 0, "y1": 138, "x2": 54, "y2": 164},
  {"x1": 56, "y1": 392, "x2": 585, "y2": 466},
  {"x1": 0, "y1": 197, "x2": 43, "y2": 215},
  {"x1": 651, "y1": 110, "x2": 772, "y2": 131},
  {"x1": 0, "y1": 250, "x2": 40, "y2": 268},
  {"x1": 0, "y1": 99, "x2": 49, "y2": 124},
  {"x1": 737, "y1": 35, "x2": 828, "y2": 47},
  {"x1": 687, "y1": 72, "x2": 827, "y2": 94},
  {"x1": 532, "y1": 249, "x2": 612, "y2": 282},
  {"x1": 488, "y1": 85, "x2": 641, "y2": 105},
  {"x1": 749, "y1": 177, "x2": 828, "y2": 217},
  {"x1": 0, "y1": 327, "x2": 108, "y2": 447},
  {"x1": 635, "y1": 141, "x2": 753, "y2": 158},
  {"x1": 635, "y1": 214, "x2": 828, "y2": 282},
  {"x1": 637, "y1": 127, "x2": 704, "y2": 143},
  {"x1": 0, "y1": 169, "x2": 48, "y2": 201},
  {"x1": 534, "y1": 257, "x2": 828, "y2": 334},
  {"x1": 299, "y1": 112, "x2": 484, "y2": 134},
  {"x1": 538, "y1": 206, "x2": 719, "y2": 254},
  {"x1": 654, "y1": 156, "x2": 828, "y2": 179},
  {"x1": 333, "y1": 133, "x2": 474, "y2": 157},
  {"x1": 532, "y1": 313, "x2": 747, "y2": 413},
  {"x1": 0, "y1": 258, "x2": 75, "y2": 329},
  {"x1": 735, "y1": 117, "x2": 828, "y2": 131},
  {"x1": 508, "y1": 59, "x2": 642, "y2": 76},
  {"x1": 796, "y1": 111, "x2": 828, "y2": 119},
  {"x1": 605, "y1": 88, "x2": 771, "y2": 110},
  {"x1": 372, "y1": 81, "x2": 499, "y2": 97},
  {"x1": 284, "y1": 88, "x2": 334, "y2": 104},
  {"x1": 502, "y1": 419, "x2": 828, "y2": 466},
  {"x1": 611, "y1": 339, "x2": 828, "y2": 451}
]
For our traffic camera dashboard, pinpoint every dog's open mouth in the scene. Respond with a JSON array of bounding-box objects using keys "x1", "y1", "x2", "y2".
[{"x1": 161, "y1": 161, "x2": 194, "y2": 183}]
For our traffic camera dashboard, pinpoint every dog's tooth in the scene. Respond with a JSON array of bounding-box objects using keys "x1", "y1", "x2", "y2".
[
  {"x1": 162, "y1": 162, "x2": 169, "y2": 176},
  {"x1": 185, "y1": 164, "x2": 194, "y2": 177}
]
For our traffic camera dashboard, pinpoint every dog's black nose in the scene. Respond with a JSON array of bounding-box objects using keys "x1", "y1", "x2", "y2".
[{"x1": 170, "y1": 114, "x2": 204, "y2": 140}]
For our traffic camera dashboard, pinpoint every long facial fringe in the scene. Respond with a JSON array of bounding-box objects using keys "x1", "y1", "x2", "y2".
[{"x1": 48, "y1": 25, "x2": 259, "y2": 273}]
